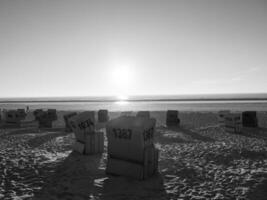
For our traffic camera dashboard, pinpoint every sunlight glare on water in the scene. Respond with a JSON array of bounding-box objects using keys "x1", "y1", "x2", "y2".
[
  {"x1": 115, "y1": 100, "x2": 129, "y2": 105},
  {"x1": 115, "y1": 94, "x2": 129, "y2": 105}
]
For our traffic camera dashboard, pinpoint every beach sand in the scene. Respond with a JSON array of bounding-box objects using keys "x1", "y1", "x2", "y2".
[{"x1": 0, "y1": 111, "x2": 267, "y2": 200}]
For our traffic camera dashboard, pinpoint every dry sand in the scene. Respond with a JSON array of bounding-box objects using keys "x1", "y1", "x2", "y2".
[{"x1": 0, "y1": 111, "x2": 267, "y2": 200}]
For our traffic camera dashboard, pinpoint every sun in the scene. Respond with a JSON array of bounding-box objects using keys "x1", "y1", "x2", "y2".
[
  {"x1": 110, "y1": 64, "x2": 134, "y2": 96},
  {"x1": 111, "y1": 66, "x2": 133, "y2": 85}
]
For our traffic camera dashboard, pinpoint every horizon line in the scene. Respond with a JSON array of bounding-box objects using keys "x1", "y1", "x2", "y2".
[{"x1": 0, "y1": 92, "x2": 267, "y2": 100}]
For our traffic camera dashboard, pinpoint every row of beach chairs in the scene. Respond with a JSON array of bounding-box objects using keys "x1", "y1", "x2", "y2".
[
  {"x1": 0, "y1": 109, "x2": 57, "y2": 128},
  {"x1": 0, "y1": 108, "x2": 258, "y2": 131},
  {"x1": 218, "y1": 110, "x2": 258, "y2": 133}
]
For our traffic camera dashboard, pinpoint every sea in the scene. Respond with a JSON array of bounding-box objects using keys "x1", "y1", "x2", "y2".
[{"x1": 0, "y1": 94, "x2": 267, "y2": 112}]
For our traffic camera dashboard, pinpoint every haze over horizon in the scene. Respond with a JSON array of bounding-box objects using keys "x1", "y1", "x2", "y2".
[{"x1": 0, "y1": 0, "x2": 266, "y2": 98}]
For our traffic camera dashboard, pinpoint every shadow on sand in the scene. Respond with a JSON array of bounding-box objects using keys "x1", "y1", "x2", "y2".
[
  {"x1": 247, "y1": 177, "x2": 267, "y2": 200},
  {"x1": 33, "y1": 151, "x2": 168, "y2": 200},
  {"x1": 239, "y1": 127, "x2": 267, "y2": 141},
  {"x1": 156, "y1": 126, "x2": 215, "y2": 144},
  {"x1": 26, "y1": 131, "x2": 71, "y2": 148},
  {"x1": 178, "y1": 126, "x2": 215, "y2": 142},
  {"x1": 204, "y1": 148, "x2": 267, "y2": 166}
]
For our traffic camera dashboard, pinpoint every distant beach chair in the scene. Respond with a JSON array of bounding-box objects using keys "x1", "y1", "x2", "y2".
[
  {"x1": 120, "y1": 111, "x2": 133, "y2": 116},
  {"x1": 224, "y1": 113, "x2": 242, "y2": 134},
  {"x1": 98, "y1": 109, "x2": 109, "y2": 123},
  {"x1": 4, "y1": 110, "x2": 20, "y2": 124},
  {"x1": 136, "y1": 111, "x2": 150, "y2": 118},
  {"x1": 17, "y1": 109, "x2": 27, "y2": 119},
  {"x1": 242, "y1": 111, "x2": 258, "y2": 128},
  {"x1": 47, "y1": 109, "x2": 57, "y2": 121},
  {"x1": 3, "y1": 109, "x2": 27, "y2": 127},
  {"x1": 217, "y1": 110, "x2": 230, "y2": 127},
  {"x1": 166, "y1": 110, "x2": 180, "y2": 127},
  {"x1": 33, "y1": 109, "x2": 44, "y2": 120},
  {"x1": 33, "y1": 109, "x2": 57, "y2": 128}
]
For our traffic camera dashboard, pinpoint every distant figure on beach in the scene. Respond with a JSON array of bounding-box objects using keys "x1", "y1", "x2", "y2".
[{"x1": 26, "y1": 106, "x2": 29, "y2": 113}]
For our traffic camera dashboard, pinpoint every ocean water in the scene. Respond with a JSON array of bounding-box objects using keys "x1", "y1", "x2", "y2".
[
  {"x1": 0, "y1": 100, "x2": 267, "y2": 112},
  {"x1": 0, "y1": 94, "x2": 267, "y2": 112}
]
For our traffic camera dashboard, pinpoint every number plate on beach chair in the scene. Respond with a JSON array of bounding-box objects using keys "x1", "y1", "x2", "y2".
[{"x1": 69, "y1": 111, "x2": 95, "y2": 142}]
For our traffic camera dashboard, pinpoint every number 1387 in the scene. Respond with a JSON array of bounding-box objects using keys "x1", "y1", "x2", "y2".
[{"x1": 113, "y1": 128, "x2": 132, "y2": 140}]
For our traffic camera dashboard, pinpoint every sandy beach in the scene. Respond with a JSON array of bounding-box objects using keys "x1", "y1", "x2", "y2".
[{"x1": 0, "y1": 110, "x2": 266, "y2": 200}]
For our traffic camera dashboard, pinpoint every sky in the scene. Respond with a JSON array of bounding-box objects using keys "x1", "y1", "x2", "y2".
[{"x1": 0, "y1": 0, "x2": 266, "y2": 98}]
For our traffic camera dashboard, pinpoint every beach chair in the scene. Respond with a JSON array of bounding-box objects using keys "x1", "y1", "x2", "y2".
[
  {"x1": 225, "y1": 113, "x2": 242, "y2": 134},
  {"x1": 4, "y1": 110, "x2": 21, "y2": 125},
  {"x1": 17, "y1": 109, "x2": 27, "y2": 120},
  {"x1": 47, "y1": 109, "x2": 57, "y2": 121},
  {"x1": 33, "y1": 109, "x2": 44, "y2": 120},
  {"x1": 136, "y1": 111, "x2": 150, "y2": 118},
  {"x1": 3, "y1": 109, "x2": 29, "y2": 128},
  {"x1": 69, "y1": 111, "x2": 104, "y2": 155},
  {"x1": 242, "y1": 111, "x2": 258, "y2": 128},
  {"x1": 217, "y1": 110, "x2": 230, "y2": 127},
  {"x1": 106, "y1": 116, "x2": 159, "y2": 180},
  {"x1": 120, "y1": 111, "x2": 133, "y2": 116},
  {"x1": 166, "y1": 110, "x2": 180, "y2": 127},
  {"x1": 98, "y1": 109, "x2": 109, "y2": 123},
  {"x1": 34, "y1": 109, "x2": 57, "y2": 128}
]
